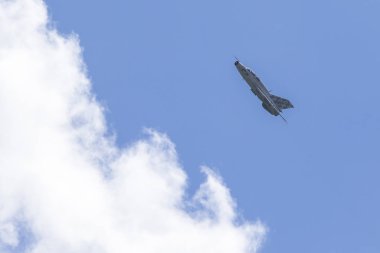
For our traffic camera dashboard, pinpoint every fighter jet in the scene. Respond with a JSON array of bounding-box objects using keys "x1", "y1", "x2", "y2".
[{"x1": 235, "y1": 60, "x2": 293, "y2": 122}]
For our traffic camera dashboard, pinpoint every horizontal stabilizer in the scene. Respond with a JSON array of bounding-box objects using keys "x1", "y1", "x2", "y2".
[{"x1": 270, "y1": 95, "x2": 294, "y2": 110}]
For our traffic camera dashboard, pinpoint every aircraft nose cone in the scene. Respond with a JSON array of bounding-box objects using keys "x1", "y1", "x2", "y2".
[{"x1": 234, "y1": 60, "x2": 239, "y2": 66}]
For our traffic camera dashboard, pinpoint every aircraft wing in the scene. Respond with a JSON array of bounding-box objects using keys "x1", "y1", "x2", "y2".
[
  {"x1": 255, "y1": 86, "x2": 287, "y2": 122},
  {"x1": 270, "y1": 95, "x2": 294, "y2": 110}
]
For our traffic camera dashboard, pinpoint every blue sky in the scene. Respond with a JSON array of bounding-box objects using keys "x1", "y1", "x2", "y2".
[{"x1": 45, "y1": 0, "x2": 380, "y2": 252}]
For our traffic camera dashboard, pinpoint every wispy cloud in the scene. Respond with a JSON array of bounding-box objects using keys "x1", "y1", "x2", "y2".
[{"x1": 0, "y1": 0, "x2": 266, "y2": 252}]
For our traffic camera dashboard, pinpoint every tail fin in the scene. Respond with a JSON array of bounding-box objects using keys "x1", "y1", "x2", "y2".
[{"x1": 270, "y1": 95, "x2": 294, "y2": 110}]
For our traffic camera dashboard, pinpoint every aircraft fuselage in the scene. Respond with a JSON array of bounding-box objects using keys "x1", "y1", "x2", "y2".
[{"x1": 235, "y1": 61, "x2": 281, "y2": 116}]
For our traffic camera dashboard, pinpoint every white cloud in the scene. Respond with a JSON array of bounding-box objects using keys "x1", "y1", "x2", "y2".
[
  {"x1": 0, "y1": 0, "x2": 266, "y2": 252},
  {"x1": 0, "y1": 223, "x2": 18, "y2": 247}
]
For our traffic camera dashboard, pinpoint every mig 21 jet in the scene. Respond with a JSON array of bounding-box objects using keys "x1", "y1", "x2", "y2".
[{"x1": 235, "y1": 60, "x2": 293, "y2": 122}]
